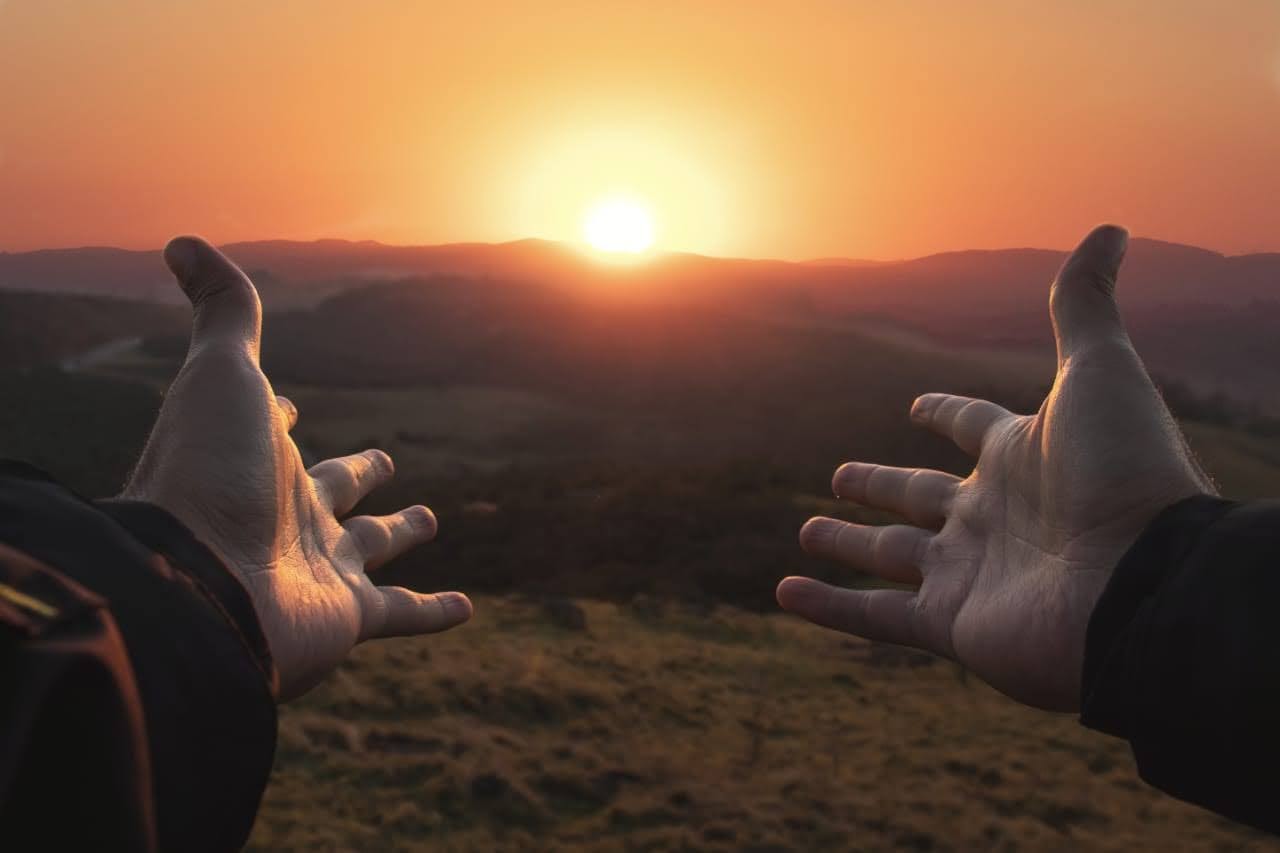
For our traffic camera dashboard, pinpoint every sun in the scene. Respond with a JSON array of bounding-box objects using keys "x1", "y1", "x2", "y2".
[{"x1": 582, "y1": 197, "x2": 655, "y2": 254}]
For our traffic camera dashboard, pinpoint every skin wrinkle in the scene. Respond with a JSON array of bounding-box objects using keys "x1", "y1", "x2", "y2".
[
  {"x1": 913, "y1": 468, "x2": 958, "y2": 528},
  {"x1": 358, "y1": 582, "x2": 390, "y2": 641},
  {"x1": 901, "y1": 468, "x2": 930, "y2": 525},
  {"x1": 909, "y1": 525, "x2": 931, "y2": 570},
  {"x1": 834, "y1": 448, "x2": 957, "y2": 529},
  {"x1": 953, "y1": 399, "x2": 986, "y2": 453},
  {"x1": 346, "y1": 517, "x2": 387, "y2": 560},
  {"x1": 829, "y1": 521, "x2": 855, "y2": 563},
  {"x1": 869, "y1": 526, "x2": 891, "y2": 573}
]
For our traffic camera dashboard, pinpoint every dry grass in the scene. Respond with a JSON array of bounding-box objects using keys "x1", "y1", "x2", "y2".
[
  {"x1": 250, "y1": 597, "x2": 1277, "y2": 852},
  {"x1": 70, "y1": 330, "x2": 1280, "y2": 851}
]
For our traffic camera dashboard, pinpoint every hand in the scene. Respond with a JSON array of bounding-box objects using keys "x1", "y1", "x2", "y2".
[
  {"x1": 123, "y1": 236, "x2": 472, "y2": 701},
  {"x1": 778, "y1": 225, "x2": 1213, "y2": 711}
]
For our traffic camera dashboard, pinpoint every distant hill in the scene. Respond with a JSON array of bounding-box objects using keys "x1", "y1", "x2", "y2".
[
  {"x1": 4, "y1": 236, "x2": 1277, "y2": 405},
  {"x1": 3, "y1": 235, "x2": 1277, "y2": 312},
  {"x1": 0, "y1": 291, "x2": 184, "y2": 370},
  {"x1": 4, "y1": 248, "x2": 1277, "y2": 611}
]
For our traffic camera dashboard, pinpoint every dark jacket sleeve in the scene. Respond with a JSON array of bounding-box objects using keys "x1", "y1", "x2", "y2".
[
  {"x1": 0, "y1": 461, "x2": 278, "y2": 852},
  {"x1": 1081, "y1": 494, "x2": 1280, "y2": 834}
]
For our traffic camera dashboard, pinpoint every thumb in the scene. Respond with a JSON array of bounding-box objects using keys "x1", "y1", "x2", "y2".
[
  {"x1": 1049, "y1": 224, "x2": 1130, "y2": 365},
  {"x1": 163, "y1": 235, "x2": 262, "y2": 359}
]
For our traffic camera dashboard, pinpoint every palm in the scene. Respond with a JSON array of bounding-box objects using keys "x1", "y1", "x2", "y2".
[
  {"x1": 779, "y1": 226, "x2": 1210, "y2": 711},
  {"x1": 124, "y1": 237, "x2": 471, "y2": 700}
]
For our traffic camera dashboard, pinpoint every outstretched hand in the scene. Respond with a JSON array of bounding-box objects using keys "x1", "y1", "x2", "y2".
[
  {"x1": 123, "y1": 237, "x2": 472, "y2": 701},
  {"x1": 778, "y1": 225, "x2": 1213, "y2": 711}
]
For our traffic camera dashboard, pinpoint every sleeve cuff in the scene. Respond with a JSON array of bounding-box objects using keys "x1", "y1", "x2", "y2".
[
  {"x1": 0, "y1": 462, "x2": 278, "y2": 851},
  {"x1": 95, "y1": 498, "x2": 278, "y2": 696},
  {"x1": 1080, "y1": 494, "x2": 1237, "y2": 738}
]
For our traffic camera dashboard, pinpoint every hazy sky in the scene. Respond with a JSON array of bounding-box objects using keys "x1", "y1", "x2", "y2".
[{"x1": 2, "y1": 0, "x2": 1279, "y2": 259}]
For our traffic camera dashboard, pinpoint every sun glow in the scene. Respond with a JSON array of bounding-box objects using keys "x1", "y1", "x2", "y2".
[
  {"x1": 582, "y1": 197, "x2": 655, "y2": 254},
  {"x1": 505, "y1": 119, "x2": 738, "y2": 257}
]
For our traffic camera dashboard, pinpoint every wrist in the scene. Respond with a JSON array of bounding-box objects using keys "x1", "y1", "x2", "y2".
[{"x1": 96, "y1": 498, "x2": 280, "y2": 698}]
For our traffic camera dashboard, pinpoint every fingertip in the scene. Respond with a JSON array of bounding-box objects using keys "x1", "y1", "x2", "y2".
[
  {"x1": 775, "y1": 576, "x2": 796, "y2": 609},
  {"x1": 798, "y1": 517, "x2": 818, "y2": 549},
  {"x1": 1085, "y1": 223, "x2": 1129, "y2": 249},
  {"x1": 910, "y1": 394, "x2": 937, "y2": 424},
  {"x1": 409, "y1": 504, "x2": 438, "y2": 541},
  {"x1": 441, "y1": 591, "x2": 473, "y2": 624},
  {"x1": 1079, "y1": 224, "x2": 1129, "y2": 272},
  {"x1": 831, "y1": 462, "x2": 856, "y2": 498},
  {"x1": 161, "y1": 234, "x2": 207, "y2": 280},
  {"x1": 776, "y1": 574, "x2": 803, "y2": 597},
  {"x1": 799, "y1": 516, "x2": 839, "y2": 555},
  {"x1": 776, "y1": 575, "x2": 825, "y2": 613},
  {"x1": 1060, "y1": 224, "x2": 1130, "y2": 287}
]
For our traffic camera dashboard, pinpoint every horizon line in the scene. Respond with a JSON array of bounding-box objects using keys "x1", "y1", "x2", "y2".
[{"x1": 3, "y1": 233, "x2": 1278, "y2": 268}]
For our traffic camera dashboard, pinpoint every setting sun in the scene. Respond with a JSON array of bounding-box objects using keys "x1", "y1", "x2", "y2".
[{"x1": 582, "y1": 198, "x2": 655, "y2": 254}]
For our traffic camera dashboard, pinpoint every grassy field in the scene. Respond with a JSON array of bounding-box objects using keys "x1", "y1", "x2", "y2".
[
  {"x1": 9, "y1": 297, "x2": 1280, "y2": 851},
  {"x1": 250, "y1": 597, "x2": 1279, "y2": 852}
]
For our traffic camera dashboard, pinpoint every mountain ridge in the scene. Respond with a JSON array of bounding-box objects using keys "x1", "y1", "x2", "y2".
[
  {"x1": 3, "y1": 236, "x2": 1277, "y2": 317},
  {"x1": 1, "y1": 234, "x2": 1270, "y2": 268}
]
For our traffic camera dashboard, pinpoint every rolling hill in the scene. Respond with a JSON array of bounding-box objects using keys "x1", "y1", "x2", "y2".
[
  {"x1": 4, "y1": 235, "x2": 1278, "y2": 313},
  {"x1": 3, "y1": 238, "x2": 1279, "y2": 850},
  {"x1": 4, "y1": 236, "x2": 1277, "y2": 405}
]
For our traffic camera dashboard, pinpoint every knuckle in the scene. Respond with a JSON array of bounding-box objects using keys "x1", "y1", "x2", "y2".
[
  {"x1": 1061, "y1": 337, "x2": 1136, "y2": 373},
  {"x1": 340, "y1": 456, "x2": 364, "y2": 483},
  {"x1": 867, "y1": 532, "x2": 891, "y2": 567},
  {"x1": 934, "y1": 396, "x2": 965, "y2": 427},
  {"x1": 191, "y1": 271, "x2": 260, "y2": 309},
  {"x1": 351, "y1": 518, "x2": 391, "y2": 555},
  {"x1": 364, "y1": 449, "x2": 394, "y2": 477},
  {"x1": 954, "y1": 399, "x2": 984, "y2": 431},
  {"x1": 863, "y1": 465, "x2": 891, "y2": 499},
  {"x1": 885, "y1": 466, "x2": 912, "y2": 506},
  {"x1": 187, "y1": 339, "x2": 256, "y2": 372},
  {"x1": 910, "y1": 530, "x2": 931, "y2": 565},
  {"x1": 869, "y1": 526, "x2": 889, "y2": 565},
  {"x1": 904, "y1": 471, "x2": 939, "y2": 519},
  {"x1": 821, "y1": 519, "x2": 848, "y2": 555},
  {"x1": 921, "y1": 535, "x2": 943, "y2": 565}
]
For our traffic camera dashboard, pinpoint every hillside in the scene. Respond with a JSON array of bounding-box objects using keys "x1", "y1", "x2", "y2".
[
  {"x1": 250, "y1": 596, "x2": 1279, "y2": 852},
  {"x1": 6, "y1": 237, "x2": 1279, "y2": 310},
  {"x1": 19, "y1": 279, "x2": 1280, "y2": 610},
  {"x1": 0, "y1": 291, "x2": 184, "y2": 370},
  {"x1": 4, "y1": 275, "x2": 1280, "y2": 851},
  {"x1": 6, "y1": 236, "x2": 1277, "y2": 406}
]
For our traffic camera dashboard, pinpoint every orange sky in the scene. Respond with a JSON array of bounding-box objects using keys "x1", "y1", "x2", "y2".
[{"x1": 2, "y1": 0, "x2": 1279, "y2": 259}]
